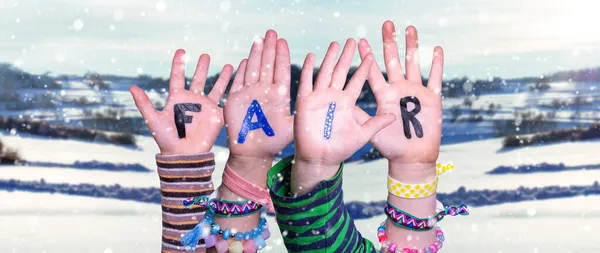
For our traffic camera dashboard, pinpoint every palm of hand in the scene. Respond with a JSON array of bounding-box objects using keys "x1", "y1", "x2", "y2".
[
  {"x1": 224, "y1": 31, "x2": 294, "y2": 159},
  {"x1": 371, "y1": 81, "x2": 442, "y2": 164},
  {"x1": 152, "y1": 93, "x2": 224, "y2": 154},
  {"x1": 225, "y1": 83, "x2": 293, "y2": 158},
  {"x1": 130, "y1": 50, "x2": 233, "y2": 155},
  {"x1": 295, "y1": 91, "x2": 364, "y2": 165},
  {"x1": 357, "y1": 21, "x2": 445, "y2": 164}
]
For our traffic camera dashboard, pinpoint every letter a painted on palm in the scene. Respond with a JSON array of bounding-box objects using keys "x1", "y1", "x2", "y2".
[{"x1": 237, "y1": 100, "x2": 275, "y2": 144}]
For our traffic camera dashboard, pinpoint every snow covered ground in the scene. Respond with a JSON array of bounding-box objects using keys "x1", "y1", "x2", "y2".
[
  {"x1": 1, "y1": 79, "x2": 599, "y2": 252},
  {"x1": 2, "y1": 192, "x2": 598, "y2": 253},
  {"x1": 1, "y1": 128, "x2": 599, "y2": 252}
]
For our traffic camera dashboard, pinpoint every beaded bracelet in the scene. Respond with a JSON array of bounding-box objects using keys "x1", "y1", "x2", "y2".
[
  {"x1": 387, "y1": 163, "x2": 455, "y2": 199},
  {"x1": 385, "y1": 201, "x2": 469, "y2": 231},
  {"x1": 183, "y1": 196, "x2": 262, "y2": 217},
  {"x1": 181, "y1": 197, "x2": 270, "y2": 253},
  {"x1": 377, "y1": 220, "x2": 445, "y2": 253}
]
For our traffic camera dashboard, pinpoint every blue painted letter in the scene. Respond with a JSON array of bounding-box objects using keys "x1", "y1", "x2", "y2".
[
  {"x1": 237, "y1": 100, "x2": 275, "y2": 144},
  {"x1": 323, "y1": 102, "x2": 336, "y2": 139}
]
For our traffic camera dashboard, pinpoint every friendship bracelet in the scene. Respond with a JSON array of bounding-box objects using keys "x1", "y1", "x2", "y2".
[
  {"x1": 223, "y1": 164, "x2": 275, "y2": 212},
  {"x1": 181, "y1": 201, "x2": 270, "y2": 253},
  {"x1": 385, "y1": 201, "x2": 470, "y2": 231},
  {"x1": 209, "y1": 199, "x2": 262, "y2": 217},
  {"x1": 183, "y1": 196, "x2": 262, "y2": 217},
  {"x1": 387, "y1": 163, "x2": 455, "y2": 199},
  {"x1": 377, "y1": 221, "x2": 445, "y2": 253}
]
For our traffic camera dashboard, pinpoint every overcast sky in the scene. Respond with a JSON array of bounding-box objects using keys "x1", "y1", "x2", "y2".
[{"x1": 2, "y1": 0, "x2": 599, "y2": 79}]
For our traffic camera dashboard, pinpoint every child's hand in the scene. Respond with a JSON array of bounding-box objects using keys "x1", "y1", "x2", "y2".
[
  {"x1": 356, "y1": 21, "x2": 444, "y2": 166},
  {"x1": 292, "y1": 39, "x2": 396, "y2": 193},
  {"x1": 224, "y1": 30, "x2": 294, "y2": 160},
  {"x1": 130, "y1": 49, "x2": 233, "y2": 155}
]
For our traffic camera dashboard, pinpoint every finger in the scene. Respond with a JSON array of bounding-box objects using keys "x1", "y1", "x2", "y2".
[
  {"x1": 353, "y1": 106, "x2": 371, "y2": 125},
  {"x1": 358, "y1": 39, "x2": 387, "y2": 92},
  {"x1": 298, "y1": 53, "x2": 315, "y2": 98},
  {"x1": 245, "y1": 38, "x2": 264, "y2": 85},
  {"x1": 382, "y1": 21, "x2": 405, "y2": 83},
  {"x1": 208, "y1": 64, "x2": 234, "y2": 102},
  {"x1": 129, "y1": 86, "x2": 157, "y2": 122},
  {"x1": 169, "y1": 49, "x2": 186, "y2": 94},
  {"x1": 189, "y1": 54, "x2": 210, "y2": 94},
  {"x1": 314, "y1": 41, "x2": 340, "y2": 91},
  {"x1": 230, "y1": 59, "x2": 248, "y2": 94},
  {"x1": 274, "y1": 38, "x2": 291, "y2": 87},
  {"x1": 260, "y1": 30, "x2": 277, "y2": 84},
  {"x1": 427, "y1": 46, "x2": 444, "y2": 95},
  {"x1": 330, "y1": 38, "x2": 356, "y2": 90},
  {"x1": 360, "y1": 113, "x2": 396, "y2": 141},
  {"x1": 405, "y1": 26, "x2": 422, "y2": 82},
  {"x1": 345, "y1": 53, "x2": 373, "y2": 101}
]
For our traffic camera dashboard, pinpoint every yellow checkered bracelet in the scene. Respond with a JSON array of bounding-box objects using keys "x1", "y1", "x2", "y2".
[{"x1": 387, "y1": 163, "x2": 454, "y2": 199}]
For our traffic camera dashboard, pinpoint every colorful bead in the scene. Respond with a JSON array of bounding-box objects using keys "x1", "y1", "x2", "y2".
[
  {"x1": 402, "y1": 248, "x2": 411, "y2": 253},
  {"x1": 211, "y1": 224, "x2": 221, "y2": 235},
  {"x1": 388, "y1": 243, "x2": 397, "y2": 252},
  {"x1": 228, "y1": 241, "x2": 244, "y2": 253},
  {"x1": 215, "y1": 239, "x2": 229, "y2": 253},
  {"x1": 243, "y1": 239, "x2": 257, "y2": 253},
  {"x1": 261, "y1": 228, "x2": 271, "y2": 239},
  {"x1": 254, "y1": 236, "x2": 266, "y2": 250},
  {"x1": 378, "y1": 235, "x2": 388, "y2": 243},
  {"x1": 235, "y1": 232, "x2": 244, "y2": 241},
  {"x1": 410, "y1": 249, "x2": 418, "y2": 253},
  {"x1": 204, "y1": 234, "x2": 217, "y2": 248},
  {"x1": 430, "y1": 244, "x2": 439, "y2": 253},
  {"x1": 222, "y1": 229, "x2": 231, "y2": 240}
]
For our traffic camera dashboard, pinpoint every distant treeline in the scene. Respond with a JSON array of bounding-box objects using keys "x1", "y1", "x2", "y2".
[
  {"x1": 507, "y1": 67, "x2": 600, "y2": 83},
  {"x1": 0, "y1": 116, "x2": 136, "y2": 146},
  {"x1": 21, "y1": 160, "x2": 151, "y2": 172},
  {"x1": 1, "y1": 178, "x2": 598, "y2": 220},
  {"x1": 487, "y1": 163, "x2": 600, "y2": 175},
  {"x1": 503, "y1": 123, "x2": 600, "y2": 148},
  {"x1": 4, "y1": 62, "x2": 600, "y2": 104}
]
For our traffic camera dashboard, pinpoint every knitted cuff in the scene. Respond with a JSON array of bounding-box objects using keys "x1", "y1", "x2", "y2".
[{"x1": 156, "y1": 152, "x2": 216, "y2": 253}]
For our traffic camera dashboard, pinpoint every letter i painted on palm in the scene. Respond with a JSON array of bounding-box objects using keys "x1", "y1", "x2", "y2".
[
  {"x1": 237, "y1": 100, "x2": 275, "y2": 144},
  {"x1": 323, "y1": 102, "x2": 336, "y2": 139}
]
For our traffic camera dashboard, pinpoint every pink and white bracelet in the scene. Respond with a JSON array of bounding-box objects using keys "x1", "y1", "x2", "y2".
[{"x1": 377, "y1": 220, "x2": 445, "y2": 253}]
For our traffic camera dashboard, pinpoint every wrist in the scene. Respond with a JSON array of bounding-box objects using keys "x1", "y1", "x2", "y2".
[
  {"x1": 290, "y1": 156, "x2": 340, "y2": 195},
  {"x1": 226, "y1": 154, "x2": 274, "y2": 188},
  {"x1": 388, "y1": 161, "x2": 437, "y2": 183}
]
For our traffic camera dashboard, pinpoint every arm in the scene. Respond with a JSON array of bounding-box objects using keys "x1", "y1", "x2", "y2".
[
  {"x1": 356, "y1": 20, "x2": 445, "y2": 250},
  {"x1": 130, "y1": 49, "x2": 233, "y2": 252},
  {"x1": 272, "y1": 39, "x2": 395, "y2": 252},
  {"x1": 212, "y1": 29, "x2": 295, "y2": 250}
]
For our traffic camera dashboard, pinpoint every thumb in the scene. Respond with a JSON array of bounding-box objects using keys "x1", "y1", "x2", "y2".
[
  {"x1": 129, "y1": 85, "x2": 157, "y2": 122},
  {"x1": 353, "y1": 106, "x2": 371, "y2": 125},
  {"x1": 360, "y1": 113, "x2": 396, "y2": 140}
]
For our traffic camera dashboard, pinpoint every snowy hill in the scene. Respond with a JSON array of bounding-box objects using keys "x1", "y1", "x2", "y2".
[{"x1": 1, "y1": 129, "x2": 599, "y2": 252}]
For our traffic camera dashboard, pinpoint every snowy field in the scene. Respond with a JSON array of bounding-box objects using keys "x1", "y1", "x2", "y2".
[
  {"x1": 1, "y1": 79, "x2": 599, "y2": 252},
  {"x1": 2, "y1": 189, "x2": 598, "y2": 252},
  {"x1": 1, "y1": 130, "x2": 599, "y2": 252}
]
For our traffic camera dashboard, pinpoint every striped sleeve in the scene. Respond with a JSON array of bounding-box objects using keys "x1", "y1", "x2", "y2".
[
  {"x1": 156, "y1": 152, "x2": 216, "y2": 253},
  {"x1": 267, "y1": 155, "x2": 380, "y2": 253}
]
